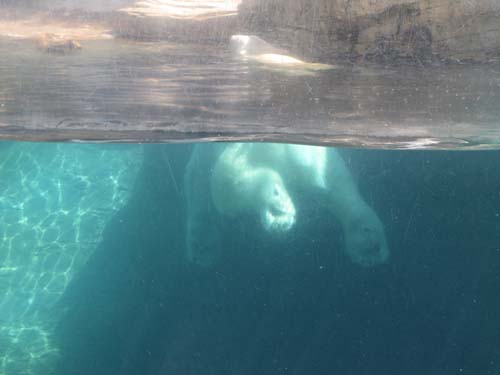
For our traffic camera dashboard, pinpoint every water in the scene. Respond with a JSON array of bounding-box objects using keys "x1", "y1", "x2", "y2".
[
  {"x1": 1, "y1": 141, "x2": 500, "y2": 375},
  {"x1": 1, "y1": 35, "x2": 500, "y2": 148},
  {"x1": 1, "y1": 5, "x2": 500, "y2": 373}
]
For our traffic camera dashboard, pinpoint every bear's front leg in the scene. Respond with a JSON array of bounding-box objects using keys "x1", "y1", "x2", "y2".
[
  {"x1": 341, "y1": 201, "x2": 389, "y2": 267},
  {"x1": 325, "y1": 149, "x2": 390, "y2": 267}
]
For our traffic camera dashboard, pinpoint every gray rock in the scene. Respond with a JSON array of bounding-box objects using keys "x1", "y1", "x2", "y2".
[{"x1": 238, "y1": 0, "x2": 500, "y2": 63}]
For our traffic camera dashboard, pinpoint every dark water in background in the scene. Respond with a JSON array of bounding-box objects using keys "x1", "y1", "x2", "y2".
[{"x1": 1, "y1": 141, "x2": 500, "y2": 375}]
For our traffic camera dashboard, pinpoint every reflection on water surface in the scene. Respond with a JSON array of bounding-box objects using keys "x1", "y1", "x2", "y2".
[{"x1": 1, "y1": 35, "x2": 499, "y2": 148}]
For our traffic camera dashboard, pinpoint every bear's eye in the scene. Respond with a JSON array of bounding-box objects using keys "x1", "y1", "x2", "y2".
[{"x1": 273, "y1": 188, "x2": 280, "y2": 197}]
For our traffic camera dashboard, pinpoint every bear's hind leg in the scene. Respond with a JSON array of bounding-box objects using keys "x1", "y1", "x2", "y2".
[{"x1": 184, "y1": 145, "x2": 222, "y2": 266}]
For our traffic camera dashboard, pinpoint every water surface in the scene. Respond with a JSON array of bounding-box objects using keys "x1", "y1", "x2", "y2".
[{"x1": 1, "y1": 37, "x2": 499, "y2": 148}]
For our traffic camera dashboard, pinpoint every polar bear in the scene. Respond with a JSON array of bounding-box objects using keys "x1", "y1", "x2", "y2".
[
  {"x1": 229, "y1": 34, "x2": 335, "y2": 72},
  {"x1": 184, "y1": 143, "x2": 389, "y2": 267}
]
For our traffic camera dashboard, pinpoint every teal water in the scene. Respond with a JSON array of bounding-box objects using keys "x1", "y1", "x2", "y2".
[
  {"x1": 1, "y1": 141, "x2": 500, "y2": 375},
  {"x1": 0, "y1": 142, "x2": 143, "y2": 374}
]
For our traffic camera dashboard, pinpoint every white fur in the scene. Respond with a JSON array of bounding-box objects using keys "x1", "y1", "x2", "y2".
[
  {"x1": 229, "y1": 34, "x2": 335, "y2": 71},
  {"x1": 185, "y1": 143, "x2": 389, "y2": 267}
]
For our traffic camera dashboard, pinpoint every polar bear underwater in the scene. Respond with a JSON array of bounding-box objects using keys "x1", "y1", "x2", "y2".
[{"x1": 185, "y1": 143, "x2": 389, "y2": 268}]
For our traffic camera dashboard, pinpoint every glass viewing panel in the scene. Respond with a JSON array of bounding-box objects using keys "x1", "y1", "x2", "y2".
[{"x1": 1, "y1": 1, "x2": 500, "y2": 375}]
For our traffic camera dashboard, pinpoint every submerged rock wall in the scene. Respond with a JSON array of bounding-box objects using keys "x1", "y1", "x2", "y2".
[
  {"x1": 2, "y1": 1, "x2": 497, "y2": 63},
  {"x1": 237, "y1": 0, "x2": 500, "y2": 63}
]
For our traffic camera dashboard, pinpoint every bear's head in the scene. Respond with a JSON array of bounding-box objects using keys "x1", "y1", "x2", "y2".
[
  {"x1": 229, "y1": 35, "x2": 250, "y2": 56},
  {"x1": 260, "y1": 176, "x2": 296, "y2": 232},
  {"x1": 343, "y1": 207, "x2": 389, "y2": 267}
]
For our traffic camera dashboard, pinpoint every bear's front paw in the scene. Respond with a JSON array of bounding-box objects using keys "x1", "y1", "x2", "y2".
[
  {"x1": 344, "y1": 209, "x2": 389, "y2": 267},
  {"x1": 260, "y1": 182, "x2": 296, "y2": 232}
]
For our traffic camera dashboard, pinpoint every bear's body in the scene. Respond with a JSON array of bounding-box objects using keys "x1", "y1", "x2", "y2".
[
  {"x1": 229, "y1": 34, "x2": 335, "y2": 72},
  {"x1": 184, "y1": 143, "x2": 389, "y2": 267}
]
